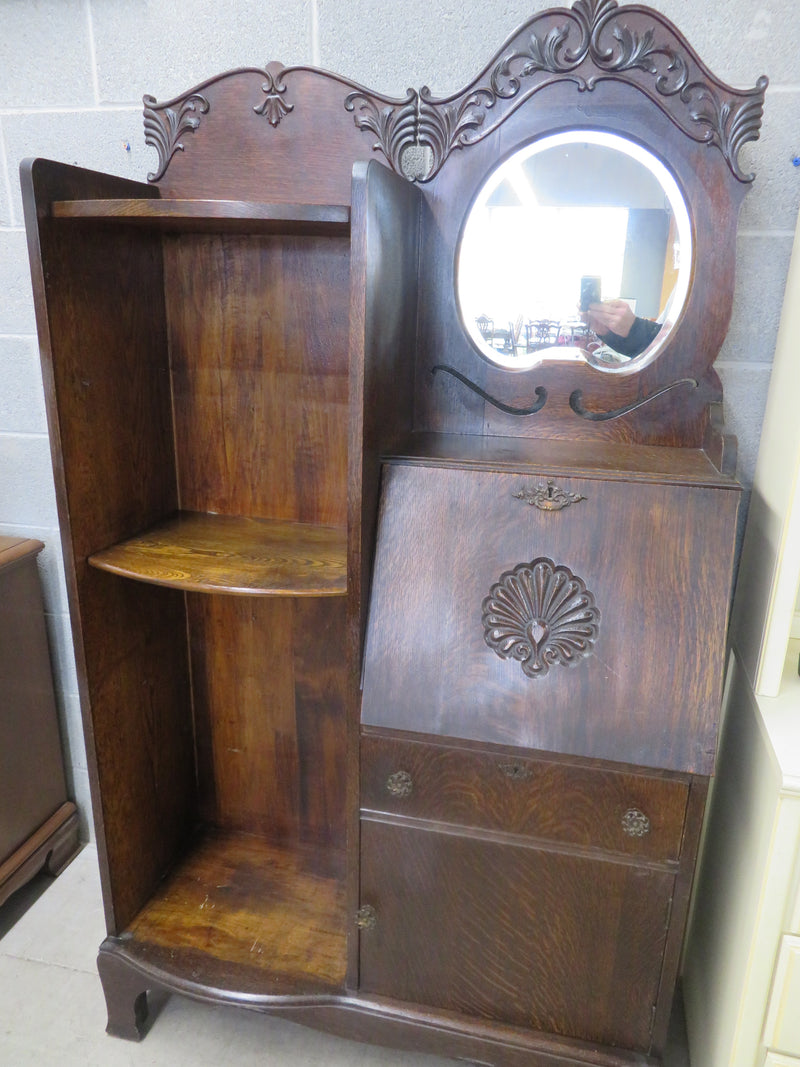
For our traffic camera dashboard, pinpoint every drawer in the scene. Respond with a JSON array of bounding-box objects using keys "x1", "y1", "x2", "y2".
[
  {"x1": 765, "y1": 935, "x2": 800, "y2": 1056},
  {"x1": 361, "y1": 733, "x2": 689, "y2": 862}
]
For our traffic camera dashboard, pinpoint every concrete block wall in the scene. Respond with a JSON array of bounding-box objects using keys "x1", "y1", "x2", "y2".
[{"x1": 1, "y1": 0, "x2": 798, "y2": 842}]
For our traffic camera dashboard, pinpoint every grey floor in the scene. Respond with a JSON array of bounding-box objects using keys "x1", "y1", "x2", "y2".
[{"x1": 0, "y1": 846, "x2": 690, "y2": 1066}]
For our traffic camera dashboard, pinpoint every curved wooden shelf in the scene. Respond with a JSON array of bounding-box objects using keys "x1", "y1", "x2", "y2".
[
  {"x1": 115, "y1": 830, "x2": 347, "y2": 996},
  {"x1": 50, "y1": 198, "x2": 350, "y2": 235},
  {"x1": 89, "y1": 511, "x2": 347, "y2": 596}
]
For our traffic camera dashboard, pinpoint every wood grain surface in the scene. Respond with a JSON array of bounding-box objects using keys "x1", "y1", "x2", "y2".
[
  {"x1": 51, "y1": 198, "x2": 350, "y2": 235},
  {"x1": 361, "y1": 462, "x2": 739, "y2": 775},
  {"x1": 165, "y1": 232, "x2": 350, "y2": 528},
  {"x1": 127, "y1": 829, "x2": 347, "y2": 993},
  {"x1": 89, "y1": 511, "x2": 347, "y2": 595},
  {"x1": 189, "y1": 595, "x2": 348, "y2": 866},
  {"x1": 359, "y1": 816, "x2": 673, "y2": 1051},
  {"x1": 360, "y1": 733, "x2": 688, "y2": 863}
]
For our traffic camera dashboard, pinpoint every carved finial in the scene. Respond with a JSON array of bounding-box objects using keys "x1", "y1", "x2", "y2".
[{"x1": 253, "y1": 69, "x2": 294, "y2": 127}]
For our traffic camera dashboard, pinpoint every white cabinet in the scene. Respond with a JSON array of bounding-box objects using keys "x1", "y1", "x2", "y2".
[{"x1": 682, "y1": 208, "x2": 800, "y2": 1067}]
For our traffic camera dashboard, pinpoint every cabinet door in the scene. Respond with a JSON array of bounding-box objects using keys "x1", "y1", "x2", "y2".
[{"x1": 359, "y1": 818, "x2": 674, "y2": 1052}]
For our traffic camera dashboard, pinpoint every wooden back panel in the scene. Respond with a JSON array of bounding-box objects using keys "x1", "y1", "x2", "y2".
[{"x1": 165, "y1": 232, "x2": 351, "y2": 526}]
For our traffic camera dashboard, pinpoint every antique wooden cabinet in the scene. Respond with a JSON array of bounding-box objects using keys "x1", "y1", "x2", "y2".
[{"x1": 21, "y1": 3, "x2": 765, "y2": 1064}]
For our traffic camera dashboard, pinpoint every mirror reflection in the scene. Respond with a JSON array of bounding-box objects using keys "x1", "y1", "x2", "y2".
[{"x1": 457, "y1": 131, "x2": 692, "y2": 371}]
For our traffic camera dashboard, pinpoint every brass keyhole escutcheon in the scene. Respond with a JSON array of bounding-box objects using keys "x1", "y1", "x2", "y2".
[
  {"x1": 355, "y1": 905, "x2": 377, "y2": 930},
  {"x1": 386, "y1": 770, "x2": 413, "y2": 797},
  {"x1": 499, "y1": 762, "x2": 532, "y2": 781}
]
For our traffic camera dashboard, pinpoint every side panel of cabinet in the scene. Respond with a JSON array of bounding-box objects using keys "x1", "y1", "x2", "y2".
[
  {"x1": 21, "y1": 160, "x2": 197, "y2": 933},
  {"x1": 358, "y1": 817, "x2": 673, "y2": 1052}
]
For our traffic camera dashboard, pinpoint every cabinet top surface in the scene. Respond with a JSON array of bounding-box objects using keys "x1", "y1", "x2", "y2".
[
  {"x1": 0, "y1": 537, "x2": 44, "y2": 568},
  {"x1": 388, "y1": 433, "x2": 740, "y2": 490}
]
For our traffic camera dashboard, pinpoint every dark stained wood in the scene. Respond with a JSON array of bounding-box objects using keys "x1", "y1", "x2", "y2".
[
  {"x1": 89, "y1": 511, "x2": 347, "y2": 596},
  {"x1": 359, "y1": 816, "x2": 673, "y2": 1051},
  {"x1": 125, "y1": 830, "x2": 347, "y2": 993},
  {"x1": 51, "y1": 198, "x2": 350, "y2": 234},
  {"x1": 149, "y1": 68, "x2": 393, "y2": 205},
  {"x1": 361, "y1": 733, "x2": 689, "y2": 863},
  {"x1": 189, "y1": 594, "x2": 348, "y2": 861},
  {"x1": 21, "y1": 5, "x2": 757, "y2": 1062},
  {"x1": 389, "y1": 432, "x2": 740, "y2": 489},
  {"x1": 81, "y1": 572, "x2": 196, "y2": 932},
  {"x1": 346, "y1": 160, "x2": 420, "y2": 983},
  {"x1": 165, "y1": 232, "x2": 350, "y2": 527},
  {"x1": 648, "y1": 777, "x2": 709, "y2": 1057},
  {"x1": 0, "y1": 804, "x2": 79, "y2": 907},
  {"x1": 0, "y1": 538, "x2": 74, "y2": 883},
  {"x1": 361, "y1": 462, "x2": 740, "y2": 775},
  {"x1": 412, "y1": 69, "x2": 757, "y2": 451}
]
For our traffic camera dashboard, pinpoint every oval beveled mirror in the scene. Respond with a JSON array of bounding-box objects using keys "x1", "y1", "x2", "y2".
[{"x1": 456, "y1": 131, "x2": 692, "y2": 372}]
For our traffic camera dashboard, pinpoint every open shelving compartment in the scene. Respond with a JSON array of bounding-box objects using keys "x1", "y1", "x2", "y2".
[
  {"x1": 23, "y1": 163, "x2": 361, "y2": 997},
  {"x1": 21, "y1": 147, "x2": 422, "y2": 1015}
]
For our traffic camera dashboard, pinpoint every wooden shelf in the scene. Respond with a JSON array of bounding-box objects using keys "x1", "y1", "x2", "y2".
[
  {"x1": 50, "y1": 198, "x2": 350, "y2": 235},
  {"x1": 387, "y1": 432, "x2": 739, "y2": 489},
  {"x1": 125, "y1": 830, "x2": 347, "y2": 995},
  {"x1": 89, "y1": 511, "x2": 347, "y2": 596}
]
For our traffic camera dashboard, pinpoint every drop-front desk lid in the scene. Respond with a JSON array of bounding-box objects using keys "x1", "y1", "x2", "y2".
[{"x1": 361, "y1": 436, "x2": 740, "y2": 777}]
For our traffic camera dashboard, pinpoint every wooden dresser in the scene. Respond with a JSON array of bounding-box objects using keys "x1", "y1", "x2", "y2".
[
  {"x1": 20, "y1": 3, "x2": 765, "y2": 1063},
  {"x1": 0, "y1": 537, "x2": 79, "y2": 906}
]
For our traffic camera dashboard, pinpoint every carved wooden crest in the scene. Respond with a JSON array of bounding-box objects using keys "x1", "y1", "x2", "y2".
[{"x1": 142, "y1": 0, "x2": 766, "y2": 186}]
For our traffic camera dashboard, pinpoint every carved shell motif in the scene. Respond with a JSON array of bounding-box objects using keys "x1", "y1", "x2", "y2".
[{"x1": 482, "y1": 558, "x2": 600, "y2": 678}]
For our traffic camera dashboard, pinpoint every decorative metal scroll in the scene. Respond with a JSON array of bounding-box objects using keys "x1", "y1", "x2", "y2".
[
  {"x1": 432, "y1": 365, "x2": 547, "y2": 416},
  {"x1": 482, "y1": 557, "x2": 600, "y2": 679},
  {"x1": 512, "y1": 483, "x2": 586, "y2": 511},
  {"x1": 569, "y1": 378, "x2": 698, "y2": 421}
]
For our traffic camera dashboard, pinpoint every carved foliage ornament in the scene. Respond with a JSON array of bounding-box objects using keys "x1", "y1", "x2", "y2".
[
  {"x1": 345, "y1": 0, "x2": 766, "y2": 182},
  {"x1": 141, "y1": 2, "x2": 764, "y2": 185},
  {"x1": 143, "y1": 92, "x2": 210, "y2": 183},
  {"x1": 482, "y1": 558, "x2": 600, "y2": 679}
]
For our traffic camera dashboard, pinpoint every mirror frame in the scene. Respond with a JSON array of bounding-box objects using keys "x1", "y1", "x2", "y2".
[{"x1": 343, "y1": 0, "x2": 766, "y2": 452}]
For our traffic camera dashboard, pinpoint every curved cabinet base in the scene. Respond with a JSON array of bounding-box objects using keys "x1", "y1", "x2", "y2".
[{"x1": 97, "y1": 938, "x2": 676, "y2": 1066}]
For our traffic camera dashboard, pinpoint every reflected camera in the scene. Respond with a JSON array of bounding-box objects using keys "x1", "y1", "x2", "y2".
[{"x1": 579, "y1": 275, "x2": 601, "y2": 312}]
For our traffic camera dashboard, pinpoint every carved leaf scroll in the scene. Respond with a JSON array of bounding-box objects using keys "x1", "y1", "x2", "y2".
[
  {"x1": 143, "y1": 92, "x2": 210, "y2": 183},
  {"x1": 482, "y1": 558, "x2": 600, "y2": 679},
  {"x1": 343, "y1": 0, "x2": 766, "y2": 182}
]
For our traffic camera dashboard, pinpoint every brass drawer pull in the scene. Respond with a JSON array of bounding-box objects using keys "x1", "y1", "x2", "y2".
[
  {"x1": 499, "y1": 762, "x2": 532, "y2": 781},
  {"x1": 386, "y1": 770, "x2": 413, "y2": 797},
  {"x1": 355, "y1": 905, "x2": 377, "y2": 930},
  {"x1": 621, "y1": 808, "x2": 651, "y2": 837}
]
